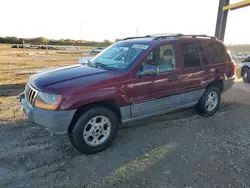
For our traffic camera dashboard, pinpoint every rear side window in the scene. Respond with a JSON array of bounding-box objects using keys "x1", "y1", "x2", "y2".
[
  {"x1": 197, "y1": 44, "x2": 208, "y2": 65},
  {"x1": 181, "y1": 43, "x2": 201, "y2": 68},
  {"x1": 205, "y1": 42, "x2": 231, "y2": 64}
]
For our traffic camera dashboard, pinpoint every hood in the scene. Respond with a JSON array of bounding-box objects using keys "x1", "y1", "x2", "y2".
[{"x1": 29, "y1": 64, "x2": 109, "y2": 89}]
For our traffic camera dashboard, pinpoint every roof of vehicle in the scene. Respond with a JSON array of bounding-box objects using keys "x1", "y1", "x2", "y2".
[{"x1": 118, "y1": 33, "x2": 219, "y2": 46}]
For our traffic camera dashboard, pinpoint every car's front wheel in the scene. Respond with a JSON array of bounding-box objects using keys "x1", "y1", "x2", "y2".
[
  {"x1": 196, "y1": 87, "x2": 221, "y2": 116},
  {"x1": 242, "y1": 68, "x2": 250, "y2": 83},
  {"x1": 68, "y1": 107, "x2": 119, "y2": 154}
]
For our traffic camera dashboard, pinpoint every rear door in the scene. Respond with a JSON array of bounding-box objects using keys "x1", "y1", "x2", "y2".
[
  {"x1": 197, "y1": 41, "x2": 215, "y2": 86},
  {"x1": 178, "y1": 41, "x2": 206, "y2": 105}
]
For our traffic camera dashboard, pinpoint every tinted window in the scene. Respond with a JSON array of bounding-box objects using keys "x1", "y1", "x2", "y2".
[
  {"x1": 181, "y1": 43, "x2": 201, "y2": 68},
  {"x1": 197, "y1": 44, "x2": 208, "y2": 65},
  {"x1": 205, "y1": 42, "x2": 231, "y2": 63},
  {"x1": 143, "y1": 44, "x2": 176, "y2": 73}
]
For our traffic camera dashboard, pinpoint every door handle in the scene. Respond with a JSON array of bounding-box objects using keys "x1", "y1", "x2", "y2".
[{"x1": 168, "y1": 76, "x2": 179, "y2": 81}]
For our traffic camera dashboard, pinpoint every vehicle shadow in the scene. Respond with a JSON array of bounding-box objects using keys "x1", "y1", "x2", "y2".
[
  {"x1": 121, "y1": 100, "x2": 241, "y2": 130},
  {"x1": 0, "y1": 83, "x2": 25, "y2": 97},
  {"x1": 121, "y1": 107, "x2": 196, "y2": 129}
]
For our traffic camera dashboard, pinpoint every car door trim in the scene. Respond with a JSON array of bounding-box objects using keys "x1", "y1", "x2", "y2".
[{"x1": 120, "y1": 89, "x2": 205, "y2": 123}]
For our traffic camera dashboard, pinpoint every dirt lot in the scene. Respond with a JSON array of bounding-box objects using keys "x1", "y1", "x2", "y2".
[{"x1": 0, "y1": 46, "x2": 250, "y2": 188}]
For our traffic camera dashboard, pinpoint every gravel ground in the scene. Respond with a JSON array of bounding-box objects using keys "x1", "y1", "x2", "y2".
[{"x1": 0, "y1": 81, "x2": 250, "y2": 188}]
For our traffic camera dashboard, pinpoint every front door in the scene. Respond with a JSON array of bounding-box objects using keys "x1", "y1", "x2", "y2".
[{"x1": 129, "y1": 43, "x2": 182, "y2": 118}]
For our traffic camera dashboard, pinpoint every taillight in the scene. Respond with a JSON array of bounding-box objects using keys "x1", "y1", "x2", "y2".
[{"x1": 232, "y1": 63, "x2": 236, "y2": 76}]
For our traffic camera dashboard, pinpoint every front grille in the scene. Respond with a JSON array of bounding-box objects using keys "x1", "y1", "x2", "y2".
[{"x1": 25, "y1": 84, "x2": 39, "y2": 106}]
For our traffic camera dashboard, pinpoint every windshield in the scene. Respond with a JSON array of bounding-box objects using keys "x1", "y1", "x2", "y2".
[{"x1": 89, "y1": 42, "x2": 148, "y2": 70}]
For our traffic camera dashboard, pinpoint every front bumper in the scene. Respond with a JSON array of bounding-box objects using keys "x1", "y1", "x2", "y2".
[
  {"x1": 222, "y1": 76, "x2": 236, "y2": 93},
  {"x1": 20, "y1": 93, "x2": 76, "y2": 135}
]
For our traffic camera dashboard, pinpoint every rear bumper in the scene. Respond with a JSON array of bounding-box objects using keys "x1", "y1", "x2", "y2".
[
  {"x1": 20, "y1": 93, "x2": 76, "y2": 135},
  {"x1": 222, "y1": 76, "x2": 236, "y2": 93}
]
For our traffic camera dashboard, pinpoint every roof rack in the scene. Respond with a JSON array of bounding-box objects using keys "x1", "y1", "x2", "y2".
[
  {"x1": 122, "y1": 36, "x2": 151, "y2": 40},
  {"x1": 176, "y1": 34, "x2": 217, "y2": 40},
  {"x1": 122, "y1": 34, "x2": 217, "y2": 41},
  {"x1": 152, "y1": 34, "x2": 217, "y2": 40}
]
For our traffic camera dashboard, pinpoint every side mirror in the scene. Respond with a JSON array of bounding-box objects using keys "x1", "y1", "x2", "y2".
[
  {"x1": 137, "y1": 65, "x2": 159, "y2": 78},
  {"x1": 78, "y1": 56, "x2": 93, "y2": 65}
]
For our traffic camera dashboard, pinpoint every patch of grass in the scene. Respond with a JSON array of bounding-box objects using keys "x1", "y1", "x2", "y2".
[
  {"x1": 0, "y1": 46, "x2": 88, "y2": 85},
  {"x1": 0, "y1": 46, "x2": 90, "y2": 122}
]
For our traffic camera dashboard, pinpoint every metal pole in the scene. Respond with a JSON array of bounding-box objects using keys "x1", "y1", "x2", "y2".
[
  {"x1": 215, "y1": 0, "x2": 230, "y2": 41},
  {"x1": 46, "y1": 41, "x2": 48, "y2": 54}
]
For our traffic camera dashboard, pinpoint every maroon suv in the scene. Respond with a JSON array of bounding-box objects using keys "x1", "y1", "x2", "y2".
[{"x1": 20, "y1": 34, "x2": 236, "y2": 154}]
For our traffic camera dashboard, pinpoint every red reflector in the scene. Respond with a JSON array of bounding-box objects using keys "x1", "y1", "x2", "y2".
[{"x1": 232, "y1": 63, "x2": 236, "y2": 76}]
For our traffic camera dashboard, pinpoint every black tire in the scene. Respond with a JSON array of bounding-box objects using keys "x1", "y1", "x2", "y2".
[
  {"x1": 68, "y1": 107, "x2": 119, "y2": 154},
  {"x1": 242, "y1": 68, "x2": 250, "y2": 83},
  {"x1": 196, "y1": 87, "x2": 221, "y2": 116}
]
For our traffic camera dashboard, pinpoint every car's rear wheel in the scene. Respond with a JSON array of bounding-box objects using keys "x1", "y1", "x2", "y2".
[
  {"x1": 68, "y1": 107, "x2": 119, "y2": 154},
  {"x1": 196, "y1": 87, "x2": 221, "y2": 116},
  {"x1": 242, "y1": 68, "x2": 250, "y2": 83}
]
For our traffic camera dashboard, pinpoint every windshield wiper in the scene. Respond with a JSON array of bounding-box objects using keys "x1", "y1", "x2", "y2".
[
  {"x1": 93, "y1": 62, "x2": 113, "y2": 70},
  {"x1": 87, "y1": 61, "x2": 118, "y2": 71}
]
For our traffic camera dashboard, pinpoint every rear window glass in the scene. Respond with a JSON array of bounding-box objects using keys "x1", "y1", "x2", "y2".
[{"x1": 205, "y1": 42, "x2": 231, "y2": 63}]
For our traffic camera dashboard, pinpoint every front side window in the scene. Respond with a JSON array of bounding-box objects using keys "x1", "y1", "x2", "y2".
[
  {"x1": 143, "y1": 44, "x2": 176, "y2": 73},
  {"x1": 181, "y1": 43, "x2": 201, "y2": 68},
  {"x1": 89, "y1": 43, "x2": 148, "y2": 70}
]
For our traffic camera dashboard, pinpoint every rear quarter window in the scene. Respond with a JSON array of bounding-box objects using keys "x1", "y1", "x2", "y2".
[{"x1": 205, "y1": 42, "x2": 232, "y2": 64}]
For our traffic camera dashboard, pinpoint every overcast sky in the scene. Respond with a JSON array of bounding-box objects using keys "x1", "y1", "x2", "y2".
[{"x1": 0, "y1": 0, "x2": 249, "y2": 44}]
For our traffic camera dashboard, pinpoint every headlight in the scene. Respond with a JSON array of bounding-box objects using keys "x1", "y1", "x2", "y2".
[{"x1": 34, "y1": 92, "x2": 62, "y2": 110}]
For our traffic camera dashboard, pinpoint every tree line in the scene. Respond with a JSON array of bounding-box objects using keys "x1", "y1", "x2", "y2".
[{"x1": 0, "y1": 36, "x2": 113, "y2": 47}]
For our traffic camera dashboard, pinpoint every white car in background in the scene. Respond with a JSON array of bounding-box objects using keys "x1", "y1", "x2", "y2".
[
  {"x1": 233, "y1": 53, "x2": 250, "y2": 60},
  {"x1": 90, "y1": 47, "x2": 105, "y2": 54},
  {"x1": 232, "y1": 53, "x2": 244, "y2": 60},
  {"x1": 240, "y1": 57, "x2": 250, "y2": 83}
]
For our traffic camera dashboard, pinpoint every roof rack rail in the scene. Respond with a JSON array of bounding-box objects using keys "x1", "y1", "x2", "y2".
[
  {"x1": 152, "y1": 33, "x2": 184, "y2": 40},
  {"x1": 122, "y1": 36, "x2": 151, "y2": 40},
  {"x1": 145, "y1": 33, "x2": 183, "y2": 37},
  {"x1": 122, "y1": 34, "x2": 217, "y2": 41},
  {"x1": 176, "y1": 34, "x2": 217, "y2": 39},
  {"x1": 122, "y1": 33, "x2": 183, "y2": 41},
  {"x1": 153, "y1": 34, "x2": 217, "y2": 40}
]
